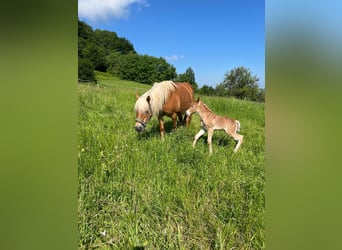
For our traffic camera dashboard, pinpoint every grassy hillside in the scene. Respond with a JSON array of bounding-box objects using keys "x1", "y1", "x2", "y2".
[{"x1": 78, "y1": 72, "x2": 265, "y2": 249}]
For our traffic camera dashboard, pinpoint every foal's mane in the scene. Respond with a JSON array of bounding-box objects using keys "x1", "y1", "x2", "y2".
[
  {"x1": 199, "y1": 100, "x2": 213, "y2": 113},
  {"x1": 135, "y1": 81, "x2": 176, "y2": 116}
]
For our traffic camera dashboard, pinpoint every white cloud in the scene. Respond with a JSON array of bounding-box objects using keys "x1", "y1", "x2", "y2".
[
  {"x1": 78, "y1": 0, "x2": 148, "y2": 21},
  {"x1": 164, "y1": 54, "x2": 185, "y2": 62}
]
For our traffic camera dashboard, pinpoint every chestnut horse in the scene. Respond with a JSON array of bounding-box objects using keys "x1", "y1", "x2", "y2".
[
  {"x1": 134, "y1": 81, "x2": 194, "y2": 140},
  {"x1": 185, "y1": 97, "x2": 243, "y2": 154}
]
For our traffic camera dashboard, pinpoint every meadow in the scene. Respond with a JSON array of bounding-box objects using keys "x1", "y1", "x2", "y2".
[{"x1": 78, "y1": 72, "x2": 265, "y2": 249}]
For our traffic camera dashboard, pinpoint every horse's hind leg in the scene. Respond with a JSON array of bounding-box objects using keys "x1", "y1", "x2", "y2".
[
  {"x1": 231, "y1": 133, "x2": 243, "y2": 153},
  {"x1": 177, "y1": 113, "x2": 183, "y2": 125},
  {"x1": 226, "y1": 121, "x2": 243, "y2": 153},
  {"x1": 193, "y1": 129, "x2": 205, "y2": 148}
]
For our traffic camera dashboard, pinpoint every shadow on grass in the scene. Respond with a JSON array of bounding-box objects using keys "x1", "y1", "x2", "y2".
[
  {"x1": 194, "y1": 133, "x2": 236, "y2": 149},
  {"x1": 136, "y1": 120, "x2": 186, "y2": 140}
]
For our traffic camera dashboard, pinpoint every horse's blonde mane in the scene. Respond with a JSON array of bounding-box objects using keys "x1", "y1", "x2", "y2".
[{"x1": 135, "y1": 81, "x2": 176, "y2": 116}]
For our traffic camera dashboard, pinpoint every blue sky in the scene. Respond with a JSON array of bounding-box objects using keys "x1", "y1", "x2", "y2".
[{"x1": 79, "y1": 0, "x2": 265, "y2": 88}]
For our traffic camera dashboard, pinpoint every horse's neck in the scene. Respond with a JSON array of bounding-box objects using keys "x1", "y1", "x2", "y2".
[{"x1": 197, "y1": 104, "x2": 214, "y2": 122}]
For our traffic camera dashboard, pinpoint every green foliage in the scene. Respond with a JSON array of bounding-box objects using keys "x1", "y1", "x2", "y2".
[
  {"x1": 78, "y1": 19, "x2": 178, "y2": 85},
  {"x1": 78, "y1": 74, "x2": 265, "y2": 249},
  {"x1": 114, "y1": 53, "x2": 177, "y2": 84},
  {"x1": 214, "y1": 83, "x2": 228, "y2": 96},
  {"x1": 106, "y1": 51, "x2": 122, "y2": 75},
  {"x1": 256, "y1": 88, "x2": 265, "y2": 102},
  {"x1": 78, "y1": 58, "x2": 95, "y2": 82},
  {"x1": 78, "y1": 19, "x2": 94, "y2": 40},
  {"x1": 94, "y1": 29, "x2": 135, "y2": 55},
  {"x1": 222, "y1": 66, "x2": 259, "y2": 101},
  {"x1": 78, "y1": 19, "x2": 136, "y2": 78},
  {"x1": 197, "y1": 84, "x2": 215, "y2": 96},
  {"x1": 83, "y1": 43, "x2": 107, "y2": 71},
  {"x1": 196, "y1": 68, "x2": 264, "y2": 102},
  {"x1": 176, "y1": 67, "x2": 198, "y2": 90}
]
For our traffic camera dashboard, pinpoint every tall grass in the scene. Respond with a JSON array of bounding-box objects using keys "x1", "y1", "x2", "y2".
[{"x1": 78, "y1": 73, "x2": 265, "y2": 249}]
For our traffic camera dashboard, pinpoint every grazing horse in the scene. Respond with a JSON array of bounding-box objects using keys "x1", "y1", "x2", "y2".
[
  {"x1": 185, "y1": 98, "x2": 243, "y2": 154},
  {"x1": 134, "y1": 81, "x2": 194, "y2": 140}
]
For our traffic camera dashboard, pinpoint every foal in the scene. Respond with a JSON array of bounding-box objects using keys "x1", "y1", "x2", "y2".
[{"x1": 185, "y1": 98, "x2": 243, "y2": 154}]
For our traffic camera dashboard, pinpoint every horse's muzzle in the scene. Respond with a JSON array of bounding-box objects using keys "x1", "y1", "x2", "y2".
[
  {"x1": 135, "y1": 124, "x2": 145, "y2": 132},
  {"x1": 135, "y1": 118, "x2": 146, "y2": 132}
]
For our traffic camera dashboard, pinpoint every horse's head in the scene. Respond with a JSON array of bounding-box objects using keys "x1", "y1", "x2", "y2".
[
  {"x1": 185, "y1": 97, "x2": 200, "y2": 116},
  {"x1": 134, "y1": 94, "x2": 152, "y2": 132}
]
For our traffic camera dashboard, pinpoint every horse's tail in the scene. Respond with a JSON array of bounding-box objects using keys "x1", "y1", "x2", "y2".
[{"x1": 235, "y1": 120, "x2": 241, "y2": 133}]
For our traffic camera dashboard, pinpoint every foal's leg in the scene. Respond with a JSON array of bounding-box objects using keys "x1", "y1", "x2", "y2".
[
  {"x1": 225, "y1": 121, "x2": 243, "y2": 153},
  {"x1": 229, "y1": 132, "x2": 243, "y2": 153},
  {"x1": 233, "y1": 134, "x2": 243, "y2": 153},
  {"x1": 207, "y1": 128, "x2": 214, "y2": 154},
  {"x1": 185, "y1": 113, "x2": 192, "y2": 128},
  {"x1": 193, "y1": 129, "x2": 205, "y2": 148}
]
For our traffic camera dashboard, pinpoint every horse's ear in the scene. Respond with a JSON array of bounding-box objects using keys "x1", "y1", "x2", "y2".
[
  {"x1": 135, "y1": 88, "x2": 140, "y2": 100},
  {"x1": 146, "y1": 95, "x2": 151, "y2": 103},
  {"x1": 196, "y1": 97, "x2": 200, "y2": 102}
]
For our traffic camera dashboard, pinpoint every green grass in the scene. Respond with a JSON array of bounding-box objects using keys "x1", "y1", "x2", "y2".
[{"x1": 78, "y1": 72, "x2": 265, "y2": 249}]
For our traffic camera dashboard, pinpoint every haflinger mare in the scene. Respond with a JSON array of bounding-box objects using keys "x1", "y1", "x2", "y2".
[{"x1": 134, "y1": 80, "x2": 194, "y2": 141}]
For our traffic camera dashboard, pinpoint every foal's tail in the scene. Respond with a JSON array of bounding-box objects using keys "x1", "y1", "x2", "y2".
[{"x1": 235, "y1": 120, "x2": 241, "y2": 133}]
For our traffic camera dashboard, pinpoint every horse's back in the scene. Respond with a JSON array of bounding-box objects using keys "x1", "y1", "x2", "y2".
[
  {"x1": 175, "y1": 82, "x2": 194, "y2": 108},
  {"x1": 164, "y1": 82, "x2": 193, "y2": 113}
]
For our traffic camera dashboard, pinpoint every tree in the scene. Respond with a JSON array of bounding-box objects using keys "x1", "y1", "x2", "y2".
[
  {"x1": 83, "y1": 43, "x2": 107, "y2": 72},
  {"x1": 93, "y1": 29, "x2": 136, "y2": 55},
  {"x1": 256, "y1": 88, "x2": 265, "y2": 102},
  {"x1": 214, "y1": 83, "x2": 227, "y2": 96},
  {"x1": 222, "y1": 66, "x2": 259, "y2": 100},
  {"x1": 115, "y1": 53, "x2": 177, "y2": 84},
  {"x1": 176, "y1": 67, "x2": 198, "y2": 90},
  {"x1": 198, "y1": 85, "x2": 215, "y2": 96},
  {"x1": 106, "y1": 51, "x2": 123, "y2": 75},
  {"x1": 78, "y1": 58, "x2": 95, "y2": 82},
  {"x1": 78, "y1": 20, "x2": 94, "y2": 40},
  {"x1": 78, "y1": 19, "x2": 137, "y2": 78}
]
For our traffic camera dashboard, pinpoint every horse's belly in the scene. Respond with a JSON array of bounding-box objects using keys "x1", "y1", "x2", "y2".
[{"x1": 161, "y1": 103, "x2": 183, "y2": 115}]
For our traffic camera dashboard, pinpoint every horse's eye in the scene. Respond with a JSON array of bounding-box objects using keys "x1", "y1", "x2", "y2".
[{"x1": 145, "y1": 110, "x2": 149, "y2": 114}]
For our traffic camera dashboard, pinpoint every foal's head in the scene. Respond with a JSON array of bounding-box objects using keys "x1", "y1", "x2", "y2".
[{"x1": 185, "y1": 97, "x2": 201, "y2": 116}]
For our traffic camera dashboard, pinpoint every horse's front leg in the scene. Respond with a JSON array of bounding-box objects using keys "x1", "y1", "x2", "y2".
[
  {"x1": 158, "y1": 116, "x2": 165, "y2": 141},
  {"x1": 193, "y1": 129, "x2": 205, "y2": 148},
  {"x1": 172, "y1": 113, "x2": 178, "y2": 131}
]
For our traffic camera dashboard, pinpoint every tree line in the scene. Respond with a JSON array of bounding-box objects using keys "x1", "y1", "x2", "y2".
[
  {"x1": 78, "y1": 19, "x2": 264, "y2": 102},
  {"x1": 78, "y1": 19, "x2": 196, "y2": 87},
  {"x1": 198, "y1": 67, "x2": 265, "y2": 102}
]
